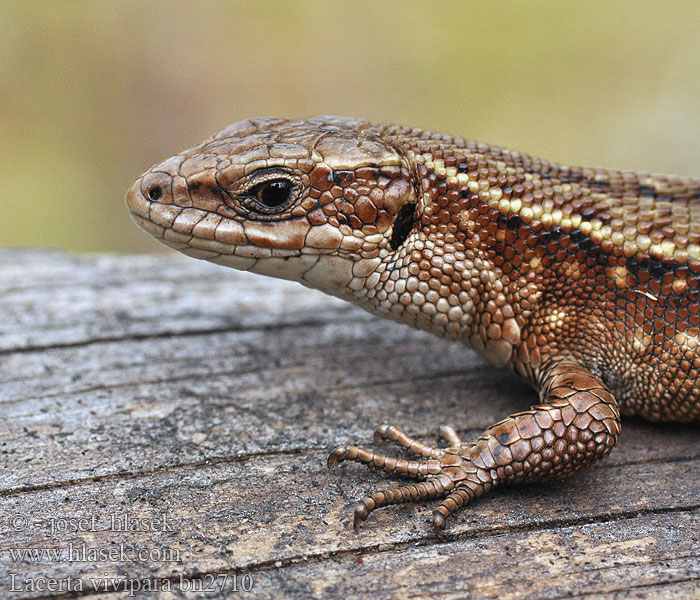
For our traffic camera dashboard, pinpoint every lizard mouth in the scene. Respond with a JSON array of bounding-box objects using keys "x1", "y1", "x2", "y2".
[
  {"x1": 126, "y1": 179, "x2": 304, "y2": 270},
  {"x1": 125, "y1": 151, "x2": 378, "y2": 292},
  {"x1": 125, "y1": 175, "x2": 337, "y2": 280},
  {"x1": 128, "y1": 194, "x2": 358, "y2": 291}
]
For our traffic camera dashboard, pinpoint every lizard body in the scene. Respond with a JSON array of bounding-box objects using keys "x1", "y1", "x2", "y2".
[{"x1": 126, "y1": 117, "x2": 700, "y2": 531}]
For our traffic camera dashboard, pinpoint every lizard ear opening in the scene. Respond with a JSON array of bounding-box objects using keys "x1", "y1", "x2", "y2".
[{"x1": 390, "y1": 203, "x2": 416, "y2": 250}]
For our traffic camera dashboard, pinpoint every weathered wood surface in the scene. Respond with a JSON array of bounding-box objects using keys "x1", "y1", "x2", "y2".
[{"x1": 1, "y1": 248, "x2": 699, "y2": 599}]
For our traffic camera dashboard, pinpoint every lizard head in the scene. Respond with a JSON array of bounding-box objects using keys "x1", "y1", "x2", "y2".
[{"x1": 126, "y1": 116, "x2": 418, "y2": 297}]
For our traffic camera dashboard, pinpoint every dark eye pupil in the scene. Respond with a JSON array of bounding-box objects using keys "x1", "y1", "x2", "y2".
[{"x1": 257, "y1": 181, "x2": 292, "y2": 208}]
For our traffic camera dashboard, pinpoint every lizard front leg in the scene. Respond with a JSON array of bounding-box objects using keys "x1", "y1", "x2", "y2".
[{"x1": 328, "y1": 360, "x2": 621, "y2": 531}]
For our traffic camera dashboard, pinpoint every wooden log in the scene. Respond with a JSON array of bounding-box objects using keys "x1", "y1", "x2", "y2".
[{"x1": 0, "y1": 250, "x2": 697, "y2": 598}]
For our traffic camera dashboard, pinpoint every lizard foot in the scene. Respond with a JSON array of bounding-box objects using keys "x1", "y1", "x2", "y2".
[
  {"x1": 328, "y1": 365, "x2": 620, "y2": 532},
  {"x1": 328, "y1": 424, "x2": 484, "y2": 532}
]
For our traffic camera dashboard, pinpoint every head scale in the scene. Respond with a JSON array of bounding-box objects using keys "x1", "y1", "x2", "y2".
[{"x1": 126, "y1": 116, "x2": 418, "y2": 296}]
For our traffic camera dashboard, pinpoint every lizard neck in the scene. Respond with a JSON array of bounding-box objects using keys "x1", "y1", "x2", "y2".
[{"x1": 334, "y1": 140, "x2": 528, "y2": 369}]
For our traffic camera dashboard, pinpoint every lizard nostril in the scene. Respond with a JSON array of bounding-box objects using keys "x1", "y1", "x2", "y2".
[{"x1": 147, "y1": 186, "x2": 162, "y2": 201}]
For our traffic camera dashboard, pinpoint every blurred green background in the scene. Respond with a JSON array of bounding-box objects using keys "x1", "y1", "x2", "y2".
[{"x1": 1, "y1": 1, "x2": 699, "y2": 253}]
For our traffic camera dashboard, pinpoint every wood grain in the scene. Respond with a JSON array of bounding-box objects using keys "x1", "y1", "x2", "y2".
[{"x1": 1, "y1": 249, "x2": 698, "y2": 599}]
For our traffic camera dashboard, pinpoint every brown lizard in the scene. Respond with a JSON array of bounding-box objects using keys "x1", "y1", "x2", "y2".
[{"x1": 126, "y1": 116, "x2": 700, "y2": 532}]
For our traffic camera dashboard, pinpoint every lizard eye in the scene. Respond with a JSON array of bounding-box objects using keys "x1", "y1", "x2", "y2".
[{"x1": 250, "y1": 180, "x2": 296, "y2": 212}]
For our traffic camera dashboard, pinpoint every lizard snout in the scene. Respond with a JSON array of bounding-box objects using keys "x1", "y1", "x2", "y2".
[{"x1": 125, "y1": 171, "x2": 173, "y2": 219}]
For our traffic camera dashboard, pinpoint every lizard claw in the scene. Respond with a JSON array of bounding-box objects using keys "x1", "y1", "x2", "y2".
[{"x1": 328, "y1": 425, "x2": 478, "y2": 531}]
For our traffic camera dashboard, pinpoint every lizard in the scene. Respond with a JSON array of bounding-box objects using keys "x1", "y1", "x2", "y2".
[{"x1": 125, "y1": 116, "x2": 700, "y2": 532}]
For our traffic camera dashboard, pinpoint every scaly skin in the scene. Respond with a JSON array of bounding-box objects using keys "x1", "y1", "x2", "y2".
[{"x1": 126, "y1": 117, "x2": 700, "y2": 531}]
